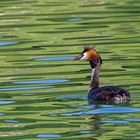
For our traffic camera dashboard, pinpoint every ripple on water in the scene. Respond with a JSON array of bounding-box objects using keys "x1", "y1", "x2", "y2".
[
  {"x1": 80, "y1": 130, "x2": 91, "y2": 134},
  {"x1": 57, "y1": 94, "x2": 86, "y2": 99},
  {"x1": 36, "y1": 56, "x2": 74, "y2": 61},
  {"x1": 0, "y1": 100, "x2": 16, "y2": 105},
  {"x1": 4, "y1": 120, "x2": 19, "y2": 123},
  {"x1": 13, "y1": 79, "x2": 68, "y2": 84},
  {"x1": 87, "y1": 107, "x2": 140, "y2": 114},
  {"x1": 0, "y1": 86, "x2": 53, "y2": 91},
  {"x1": 102, "y1": 118, "x2": 140, "y2": 124},
  {"x1": 102, "y1": 120, "x2": 129, "y2": 124},
  {"x1": 20, "y1": 93, "x2": 34, "y2": 96},
  {"x1": 0, "y1": 113, "x2": 4, "y2": 116},
  {"x1": 67, "y1": 17, "x2": 84, "y2": 21},
  {"x1": 36, "y1": 134, "x2": 61, "y2": 138},
  {"x1": 0, "y1": 41, "x2": 17, "y2": 46},
  {"x1": 60, "y1": 107, "x2": 140, "y2": 116},
  {"x1": 124, "y1": 118, "x2": 140, "y2": 122}
]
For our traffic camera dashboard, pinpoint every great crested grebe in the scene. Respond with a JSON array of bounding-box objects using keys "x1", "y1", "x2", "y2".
[{"x1": 74, "y1": 46, "x2": 130, "y2": 103}]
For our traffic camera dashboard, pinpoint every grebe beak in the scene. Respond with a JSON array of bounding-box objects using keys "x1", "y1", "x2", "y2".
[{"x1": 73, "y1": 54, "x2": 84, "y2": 61}]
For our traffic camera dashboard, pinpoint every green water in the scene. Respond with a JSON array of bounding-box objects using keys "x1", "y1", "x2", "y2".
[{"x1": 0, "y1": 0, "x2": 140, "y2": 139}]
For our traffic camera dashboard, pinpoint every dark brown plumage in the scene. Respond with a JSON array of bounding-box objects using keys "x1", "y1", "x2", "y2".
[{"x1": 88, "y1": 86, "x2": 130, "y2": 103}]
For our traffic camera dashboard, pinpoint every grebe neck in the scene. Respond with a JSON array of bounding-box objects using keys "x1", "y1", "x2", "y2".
[{"x1": 89, "y1": 65, "x2": 100, "y2": 90}]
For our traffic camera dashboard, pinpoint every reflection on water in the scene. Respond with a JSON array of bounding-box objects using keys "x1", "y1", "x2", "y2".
[
  {"x1": 4, "y1": 120, "x2": 19, "y2": 123},
  {"x1": 0, "y1": 0, "x2": 139, "y2": 139},
  {"x1": 0, "y1": 86, "x2": 53, "y2": 91},
  {"x1": 57, "y1": 94, "x2": 86, "y2": 100},
  {"x1": 14, "y1": 79, "x2": 68, "y2": 84},
  {"x1": 0, "y1": 100, "x2": 16, "y2": 105},
  {"x1": 60, "y1": 107, "x2": 140, "y2": 116},
  {"x1": 80, "y1": 130, "x2": 91, "y2": 134},
  {"x1": 20, "y1": 93, "x2": 34, "y2": 96},
  {"x1": 0, "y1": 41, "x2": 17, "y2": 46},
  {"x1": 36, "y1": 56, "x2": 74, "y2": 61},
  {"x1": 0, "y1": 113, "x2": 4, "y2": 116},
  {"x1": 102, "y1": 120, "x2": 129, "y2": 124},
  {"x1": 68, "y1": 17, "x2": 84, "y2": 22},
  {"x1": 36, "y1": 134, "x2": 61, "y2": 138}
]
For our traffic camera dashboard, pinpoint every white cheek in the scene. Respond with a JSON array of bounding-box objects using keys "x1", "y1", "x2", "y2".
[{"x1": 81, "y1": 52, "x2": 87, "y2": 60}]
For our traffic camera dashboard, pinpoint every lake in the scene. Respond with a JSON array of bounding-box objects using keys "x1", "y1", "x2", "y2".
[{"x1": 0, "y1": 0, "x2": 140, "y2": 139}]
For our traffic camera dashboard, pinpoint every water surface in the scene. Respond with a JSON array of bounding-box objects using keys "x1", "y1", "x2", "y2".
[{"x1": 0, "y1": 0, "x2": 140, "y2": 140}]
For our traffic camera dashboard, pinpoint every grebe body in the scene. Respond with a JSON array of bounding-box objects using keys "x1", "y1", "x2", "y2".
[
  {"x1": 74, "y1": 46, "x2": 130, "y2": 103},
  {"x1": 88, "y1": 86, "x2": 130, "y2": 102}
]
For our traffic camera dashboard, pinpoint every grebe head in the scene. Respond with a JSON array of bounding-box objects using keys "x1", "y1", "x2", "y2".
[{"x1": 74, "y1": 46, "x2": 102, "y2": 68}]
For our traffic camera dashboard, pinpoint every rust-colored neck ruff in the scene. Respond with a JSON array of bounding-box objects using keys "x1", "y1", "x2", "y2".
[{"x1": 89, "y1": 64, "x2": 100, "y2": 90}]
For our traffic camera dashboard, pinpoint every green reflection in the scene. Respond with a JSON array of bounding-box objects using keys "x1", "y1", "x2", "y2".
[{"x1": 0, "y1": 0, "x2": 139, "y2": 140}]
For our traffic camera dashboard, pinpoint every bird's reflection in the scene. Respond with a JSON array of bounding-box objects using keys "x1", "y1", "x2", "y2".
[
  {"x1": 88, "y1": 104, "x2": 102, "y2": 137},
  {"x1": 87, "y1": 101, "x2": 130, "y2": 138}
]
